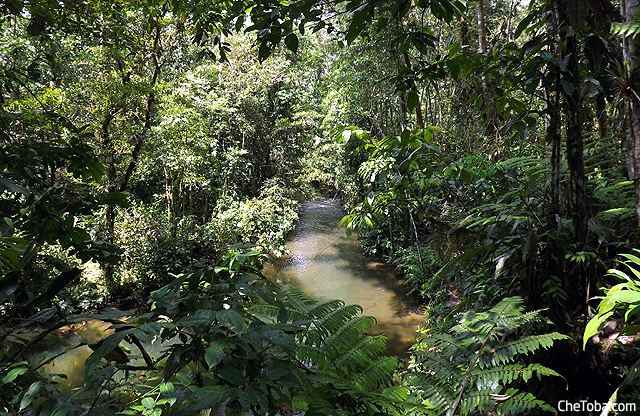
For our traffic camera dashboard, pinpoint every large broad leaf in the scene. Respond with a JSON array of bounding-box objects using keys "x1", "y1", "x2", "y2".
[
  {"x1": 191, "y1": 385, "x2": 237, "y2": 411},
  {"x1": 217, "y1": 365, "x2": 245, "y2": 386},
  {"x1": 20, "y1": 269, "x2": 82, "y2": 312},
  {"x1": 19, "y1": 381, "x2": 42, "y2": 411},
  {"x1": 284, "y1": 33, "x2": 298, "y2": 52},
  {"x1": 2, "y1": 366, "x2": 28, "y2": 383},
  {"x1": 216, "y1": 309, "x2": 245, "y2": 333},
  {"x1": 204, "y1": 341, "x2": 227, "y2": 368},
  {"x1": 0, "y1": 176, "x2": 30, "y2": 195},
  {"x1": 84, "y1": 329, "x2": 133, "y2": 377},
  {"x1": 583, "y1": 311, "x2": 613, "y2": 348},
  {"x1": 100, "y1": 191, "x2": 130, "y2": 207},
  {"x1": 346, "y1": 7, "x2": 369, "y2": 44}
]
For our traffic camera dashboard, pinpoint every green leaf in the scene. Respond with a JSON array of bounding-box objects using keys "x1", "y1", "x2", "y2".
[
  {"x1": 562, "y1": 80, "x2": 574, "y2": 96},
  {"x1": 160, "y1": 382, "x2": 177, "y2": 406},
  {"x1": 2, "y1": 367, "x2": 28, "y2": 383},
  {"x1": 19, "y1": 381, "x2": 42, "y2": 411},
  {"x1": 101, "y1": 191, "x2": 131, "y2": 207},
  {"x1": 258, "y1": 41, "x2": 271, "y2": 62},
  {"x1": 51, "y1": 406, "x2": 71, "y2": 416},
  {"x1": 204, "y1": 342, "x2": 226, "y2": 368},
  {"x1": 142, "y1": 397, "x2": 155, "y2": 409},
  {"x1": 216, "y1": 365, "x2": 245, "y2": 386},
  {"x1": 85, "y1": 330, "x2": 132, "y2": 376},
  {"x1": 347, "y1": 8, "x2": 368, "y2": 44},
  {"x1": 460, "y1": 168, "x2": 472, "y2": 184},
  {"x1": 216, "y1": 309, "x2": 245, "y2": 332},
  {"x1": 514, "y1": 11, "x2": 538, "y2": 39},
  {"x1": 284, "y1": 33, "x2": 298, "y2": 52},
  {"x1": 192, "y1": 386, "x2": 237, "y2": 411},
  {"x1": 583, "y1": 311, "x2": 613, "y2": 349},
  {"x1": 0, "y1": 176, "x2": 30, "y2": 195}
]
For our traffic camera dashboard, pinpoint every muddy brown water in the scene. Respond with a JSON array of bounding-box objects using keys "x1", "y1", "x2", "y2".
[{"x1": 264, "y1": 199, "x2": 424, "y2": 356}]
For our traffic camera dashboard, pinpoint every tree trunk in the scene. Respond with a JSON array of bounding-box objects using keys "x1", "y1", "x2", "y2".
[
  {"x1": 477, "y1": 0, "x2": 488, "y2": 59},
  {"x1": 477, "y1": 0, "x2": 496, "y2": 136},
  {"x1": 545, "y1": 82, "x2": 561, "y2": 216},
  {"x1": 101, "y1": 108, "x2": 120, "y2": 290},
  {"x1": 460, "y1": 15, "x2": 468, "y2": 46},
  {"x1": 557, "y1": 0, "x2": 590, "y2": 243},
  {"x1": 402, "y1": 52, "x2": 425, "y2": 130},
  {"x1": 622, "y1": 0, "x2": 640, "y2": 234}
]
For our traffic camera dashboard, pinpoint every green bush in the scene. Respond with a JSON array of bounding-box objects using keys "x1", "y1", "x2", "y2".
[{"x1": 210, "y1": 180, "x2": 298, "y2": 256}]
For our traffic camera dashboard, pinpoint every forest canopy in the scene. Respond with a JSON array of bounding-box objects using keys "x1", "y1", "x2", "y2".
[{"x1": 2, "y1": 0, "x2": 640, "y2": 414}]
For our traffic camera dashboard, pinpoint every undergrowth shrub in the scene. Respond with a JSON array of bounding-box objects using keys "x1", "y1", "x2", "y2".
[
  {"x1": 210, "y1": 180, "x2": 298, "y2": 255},
  {"x1": 114, "y1": 203, "x2": 216, "y2": 295},
  {"x1": 112, "y1": 180, "x2": 298, "y2": 296},
  {"x1": 391, "y1": 246, "x2": 442, "y2": 299},
  {"x1": 408, "y1": 296, "x2": 567, "y2": 415},
  {"x1": 7, "y1": 250, "x2": 418, "y2": 416}
]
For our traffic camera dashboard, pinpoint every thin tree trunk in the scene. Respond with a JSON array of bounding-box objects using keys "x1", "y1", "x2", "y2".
[
  {"x1": 622, "y1": 0, "x2": 640, "y2": 234},
  {"x1": 165, "y1": 168, "x2": 172, "y2": 223},
  {"x1": 545, "y1": 82, "x2": 561, "y2": 216},
  {"x1": 545, "y1": 8, "x2": 563, "y2": 216},
  {"x1": 557, "y1": 0, "x2": 590, "y2": 243},
  {"x1": 100, "y1": 107, "x2": 120, "y2": 290},
  {"x1": 402, "y1": 52, "x2": 425, "y2": 129},
  {"x1": 477, "y1": 0, "x2": 495, "y2": 135}
]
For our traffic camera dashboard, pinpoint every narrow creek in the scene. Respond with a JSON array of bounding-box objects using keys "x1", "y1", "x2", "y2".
[{"x1": 264, "y1": 199, "x2": 424, "y2": 355}]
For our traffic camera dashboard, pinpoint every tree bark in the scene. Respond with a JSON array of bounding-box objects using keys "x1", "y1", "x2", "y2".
[
  {"x1": 402, "y1": 52, "x2": 425, "y2": 130},
  {"x1": 102, "y1": 15, "x2": 162, "y2": 290},
  {"x1": 100, "y1": 106, "x2": 120, "y2": 290},
  {"x1": 477, "y1": 0, "x2": 496, "y2": 136},
  {"x1": 545, "y1": 82, "x2": 561, "y2": 216},
  {"x1": 557, "y1": 0, "x2": 590, "y2": 243},
  {"x1": 622, "y1": 0, "x2": 640, "y2": 234}
]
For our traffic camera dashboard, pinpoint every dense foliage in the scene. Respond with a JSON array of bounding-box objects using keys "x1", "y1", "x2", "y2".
[{"x1": 3, "y1": 0, "x2": 640, "y2": 414}]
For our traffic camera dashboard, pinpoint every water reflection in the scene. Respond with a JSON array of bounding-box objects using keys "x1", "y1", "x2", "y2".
[{"x1": 264, "y1": 199, "x2": 424, "y2": 355}]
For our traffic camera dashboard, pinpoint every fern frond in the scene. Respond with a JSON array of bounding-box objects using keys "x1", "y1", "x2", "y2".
[
  {"x1": 496, "y1": 389, "x2": 557, "y2": 415},
  {"x1": 419, "y1": 382, "x2": 457, "y2": 409},
  {"x1": 459, "y1": 391, "x2": 495, "y2": 415},
  {"x1": 280, "y1": 285, "x2": 317, "y2": 311},
  {"x1": 495, "y1": 156, "x2": 546, "y2": 172},
  {"x1": 351, "y1": 356, "x2": 398, "y2": 390},
  {"x1": 380, "y1": 384, "x2": 409, "y2": 402},
  {"x1": 323, "y1": 315, "x2": 378, "y2": 352},
  {"x1": 411, "y1": 347, "x2": 463, "y2": 379},
  {"x1": 410, "y1": 296, "x2": 563, "y2": 416},
  {"x1": 308, "y1": 304, "x2": 364, "y2": 337},
  {"x1": 335, "y1": 335, "x2": 387, "y2": 371},
  {"x1": 307, "y1": 299, "x2": 346, "y2": 318},
  {"x1": 491, "y1": 309, "x2": 542, "y2": 332},
  {"x1": 248, "y1": 304, "x2": 280, "y2": 320},
  {"x1": 296, "y1": 344, "x2": 333, "y2": 369},
  {"x1": 415, "y1": 332, "x2": 472, "y2": 363},
  {"x1": 488, "y1": 296, "x2": 526, "y2": 317},
  {"x1": 472, "y1": 363, "x2": 562, "y2": 389},
  {"x1": 296, "y1": 372, "x2": 343, "y2": 414},
  {"x1": 487, "y1": 332, "x2": 568, "y2": 365}
]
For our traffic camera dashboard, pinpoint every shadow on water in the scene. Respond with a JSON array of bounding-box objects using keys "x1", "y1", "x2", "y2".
[{"x1": 264, "y1": 199, "x2": 424, "y2": 356}]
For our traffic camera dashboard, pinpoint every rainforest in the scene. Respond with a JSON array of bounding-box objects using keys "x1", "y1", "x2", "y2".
[{"x1": 2, "y1": 0, "x2": 640, "y2": 415}]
